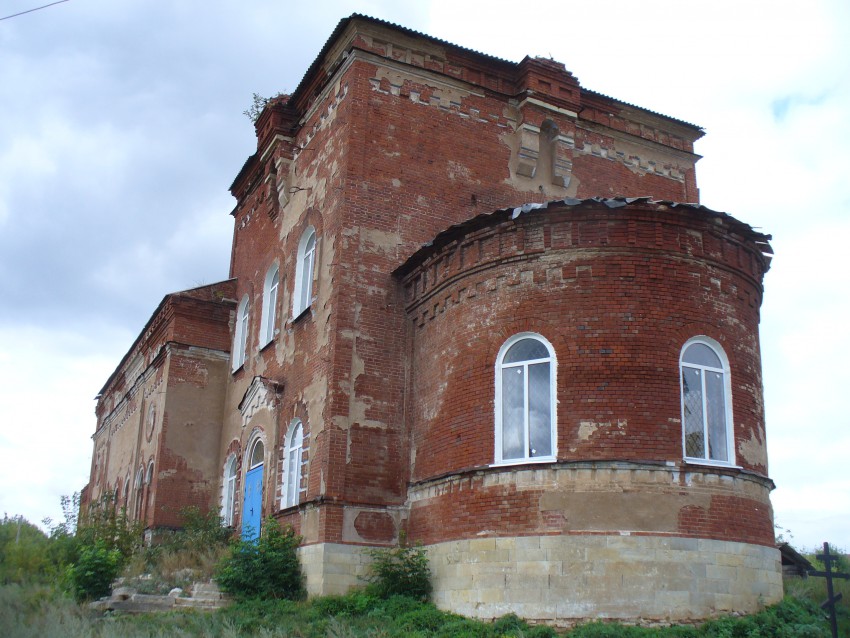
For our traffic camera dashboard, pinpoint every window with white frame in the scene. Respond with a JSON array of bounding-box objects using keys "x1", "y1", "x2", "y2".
[
  {"x1": 260, "y1": 264, "x2": 279, "y2": 346},
  {"x1": 233, "y1": 295, "x2": 249, "y2": 370},
  {"x1": 221, "y1": 454, "x2": 238, "y2": 526},
  {"x1": 249, "y1": 438, "x2": 264, "y2": 469},
  {"x1": 282, "y1": 420, "x2": 304, "y2": 508},
  {"x1": 134, "y1": 466, "x2": 145, "y2": 520},
  {"x1": 292, "y1": 228, "x2": 316, "y2": 317},
  {"x1": 680, "y1": 337, "x2": 734, "y2": 464},
  {"x1": 495, "y1": 333, "x2": 557, "y2": 464}
]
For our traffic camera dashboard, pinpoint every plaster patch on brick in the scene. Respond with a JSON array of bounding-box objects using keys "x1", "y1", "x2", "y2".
[
  {"x1": 342, "y1": 507, "x2": 399, "y2": 544},
  {"x1": 500, "y1": 126, "x2": 579, "y2": 198},
  {"x1": 737, "y1": 428, "x2": 767, "y2": 468},
  {"x1": 447, "y1": 160, "x2": 473, "y2": 183},
  {"x1": 303, "y1": 374, "x2": 328, "y2": 440},
  {"x1": 594, "y1": 130, "x2": 692, "y2": 181},
  {"x1": 300, "y1": 505, "x2": 320, "y2": 543},
  {"x1": 334, "y1": 303, "x2": 385, "y2": 432},
  {"x1": 359, "y1": 226, "x2": 402, "y2": 257},
  {"x1": 314, "y1": 232, "x2": 335, "y2": 351},
  {"x1": 577, "y1": 419, "x2": 626, "y2": 442},
  {"x1": 372, "y1": 66, "x2": 476, "y2": 111}
]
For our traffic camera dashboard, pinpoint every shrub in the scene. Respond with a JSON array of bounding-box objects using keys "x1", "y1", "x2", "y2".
[
  {"x1": 66, "y1": 541, "x2": 123, "y2": 602},
  {"x1": 365, "y1": 537, "x2": 432, "y2": 601},
  {"x1": 215, "y1": 518, "x2": 304, "y2": 601}
]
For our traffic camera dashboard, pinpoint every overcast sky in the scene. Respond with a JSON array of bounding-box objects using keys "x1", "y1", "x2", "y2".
[{"x1": 1, "y1": 0, "x2": 847, "y2": 551}]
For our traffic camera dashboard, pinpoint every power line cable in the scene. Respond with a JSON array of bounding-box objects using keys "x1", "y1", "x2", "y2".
[{"x1": 0, "y1": 0, "x2": 70, "y2": 21}]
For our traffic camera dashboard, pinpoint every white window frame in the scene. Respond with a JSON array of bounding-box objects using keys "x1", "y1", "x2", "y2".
[
  {"x1": 232, "y1": 295, "x2": 249, "y2": 371},
  {"x1": 292, "y1": 227, "x2": 317, "y2": 318},
  {"x1": 281, "y1": 420, "x2": 305, "y2": 509},
  {"x1": 248, "y1": 436, "x2": 265, "y2": 470},
  {"x1": 259, "y1": 264, "x2": 279, "y2": 346},
  {"x1": 679, "y1": 336, "x2": 736, "y2": 466},
  {"x1": 221, "y1": 454, "x2": 238, "y2": 526},
  {"x1": 494, "y1": 332, "x2": 557, "y2": 465}
]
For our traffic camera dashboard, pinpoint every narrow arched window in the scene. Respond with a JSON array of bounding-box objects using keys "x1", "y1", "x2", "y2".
[
  {"x1": 282, "y1": 420, "x2": 304, "y2": 508},
  {"x1": 134, "y1": 466, "x2": 145, "y2": 521},
  {"x1": 680, "y1": 337, "x2": 734, "y2": 464},
  {"x1": 292, "y1": 228, "x2": 317, "y2": 317},
  {"x1": 249, "y1": 438, "x2": 265, "y2": 469},
  {"x1": 495, "y1": 333, "x2": 557, "y2": 464},
  {"x1": 221, "y1": 454, "x2": 238, "y2": 526},
  {"x1": 260, "y1": 265, "x2": 279, "y2": 346},
  {"x1": 233, "y1": 295, "x2": 249, "y2": 370}
]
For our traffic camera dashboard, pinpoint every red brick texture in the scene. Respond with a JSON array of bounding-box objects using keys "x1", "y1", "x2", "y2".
[{"x1": 397, "y1": 200, "x2": 773, "y2": 546}]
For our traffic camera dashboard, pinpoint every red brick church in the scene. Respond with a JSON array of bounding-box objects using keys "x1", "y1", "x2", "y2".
[{"x1": 83, "y1": 14, "x2": 781, "y2": 625}]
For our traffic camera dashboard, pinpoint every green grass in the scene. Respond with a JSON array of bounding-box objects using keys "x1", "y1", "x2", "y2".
[{"x1": 0, "y1": 585, "x2": 844, "y2": 638}]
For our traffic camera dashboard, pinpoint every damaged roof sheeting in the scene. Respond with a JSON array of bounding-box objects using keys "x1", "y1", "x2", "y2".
[{"x1": 393, "y1": 197, "x2": 773, "y2": 278}]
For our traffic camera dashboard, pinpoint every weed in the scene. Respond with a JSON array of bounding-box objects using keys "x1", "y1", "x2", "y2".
[
  {"x1": 216, "y1": 518, "x2": 305, "y2": 602},
  {"x1": 364, "y1": 535, "x2": 432, "y2": 601}
]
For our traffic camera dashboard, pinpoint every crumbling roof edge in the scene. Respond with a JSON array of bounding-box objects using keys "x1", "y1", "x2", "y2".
[
  {"x1": 393, "y1": 197, "x2": 772, "y2": 278},
  {"x1": 287, "y1": 14, "x2": 702, "y2": 139},
  {"x1": 582, "y1": 88, "x2": 704, "y2": 135}
]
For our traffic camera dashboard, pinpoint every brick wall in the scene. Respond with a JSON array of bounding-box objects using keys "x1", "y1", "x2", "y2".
[{"x1": 398, "y1": 200, "x2": 773, "y2": 546}]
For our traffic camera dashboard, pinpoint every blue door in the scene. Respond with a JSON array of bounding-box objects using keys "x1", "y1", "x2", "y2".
[{"x1": 241, "y1": 464, "x2": 263, "y2": 541}]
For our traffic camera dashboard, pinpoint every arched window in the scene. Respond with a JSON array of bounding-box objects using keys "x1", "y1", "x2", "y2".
[
  {"x1": 260, "y1": 264, "x2": 279, "y2": 346},
  {"x1": 123, "y1": 476, "x2": 130, "y2": 509},
  {"x1": 221, "y1": 454, "x2": 238, "y2": 526},
  {"x1": 282, "y1": 420, "x2": 304, "y2": 508},
  {"x1": 495, "y1": 333, "x2": 557, "y2": 464},
  {"x1": 146, "y1": 460, "x2": 155, "y2": 485},
  {"x1": 680, "y1": 337, "x2": 734, "y2": 464},
  {"x1": 249, "y1": 438, "x2": 265, "y2": 469},
  {"x1": 134, "y1": 466, "x2": 145, "y2": 521},
  {"x1": 292, "y1": 227, "x2": 317, "y2": 318},
  {"x1": 233, "y1": 295, "x2": 250, "y2": 370}
]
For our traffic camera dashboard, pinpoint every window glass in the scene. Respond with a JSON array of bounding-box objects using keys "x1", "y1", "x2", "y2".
[
  {"x1": 284, "y1": 422, "x2": 304, "y2": 508},
  {"x1": 294, "y1": 228, "x2": 317, "y2": 317},
  {"x1": 683, "y1": 343, "x2": 722, "y2": 368},
  {"x1": 501, "y1": 367, "x2": 524, "y2": 460},
  {"x1": 234, "y1": 295, "x2": 249, "y2": 369},
  {"x1": 705, "y1": 371, "x2": 728, "y2": 461},
  {"x1": 262, "y1": 266, "x2": 279, "y2": 344},
  {"x1": 504, "y1": 338, "x2": 549, "y2": 363},
  {"x1": 250, "y1": 439, "x2": 264, "y2": 468},
  {"x1": 222, "y1": 455, "x2": 237, "y2": 526},
  {"x1": 680, "y1": 338, "x2": 732, "y2": 464},
  {"x1": 528, "y1": 363, "x2": 552, "y2": 457},
  {"x1": 682, "y1": 368, "x2": 705, "y2": 458},
  {"x1": 496, "y1": 334, "x2": 555, "y2": 463}
]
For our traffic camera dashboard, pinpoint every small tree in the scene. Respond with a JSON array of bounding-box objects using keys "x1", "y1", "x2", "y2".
[
  {"x1": 0, "y1": 515, "x2": 51, "y2": 584},
  {"x1": 216, "y1": 518, "x2": 304, "y2": 601},
  {"x1": 67, "y1": 541, "x2": 123, "y2": 602},
  {"x1": 365, "y1": 534, "x2": 431, "y2": 601}
]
